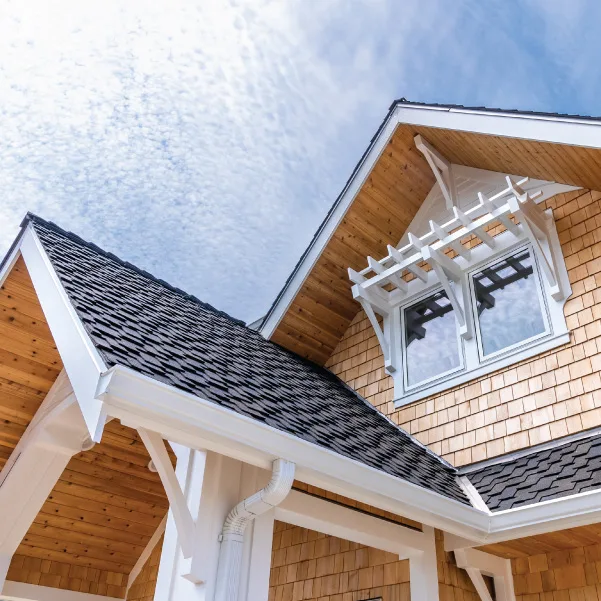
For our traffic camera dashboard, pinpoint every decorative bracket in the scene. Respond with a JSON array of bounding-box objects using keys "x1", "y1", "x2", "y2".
[
  {"x1": 454, "y1": 547, "x2": 516, "y2": 601},
  {"x1": 415, "y1": 134, "x2": 457, "y2": 209}
]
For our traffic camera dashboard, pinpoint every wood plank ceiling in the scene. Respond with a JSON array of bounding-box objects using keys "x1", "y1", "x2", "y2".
[
  {"x1": 479, "y1": 522, "x2": 601, "y2": 558},
  {"x1": 270, "y1": 123, "x2": 601, "y2": 365},
  {"x1": 0, "y1": 257, "x2": 171, "y2": 598}
]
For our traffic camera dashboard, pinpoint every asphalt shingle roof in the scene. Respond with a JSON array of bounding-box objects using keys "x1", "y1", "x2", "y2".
[
  {"x1": 466, "y1": 434, "x2": 601, "y2": 511},
  {"x1": 24, "y1": 214, "x2": 468, "y2": 505}
]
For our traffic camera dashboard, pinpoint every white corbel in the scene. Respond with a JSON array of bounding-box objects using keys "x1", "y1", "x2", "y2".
[
  {"x1": 137, "y1": 428, "x2": 196, "y2": 559},
  {"x1": 506, "y1": 177, "x2": 567, "y2": 300},
  {"x1": 454, "y1": 547, "x2": 516, "y2": 601},
  {"x1": 421, "y1": 246, "x2": 474, "y2": 340},
  {"x1": 415, "y1": 134, "x2": 457, "y2": 209}
]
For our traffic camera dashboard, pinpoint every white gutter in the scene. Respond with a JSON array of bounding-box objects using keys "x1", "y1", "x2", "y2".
[
  {"x1": 96, "y1": 364, "x2": 601, "y2": 546},
  {"x1": 214, "y1": 459, "x2": 295, "y2": 601}
]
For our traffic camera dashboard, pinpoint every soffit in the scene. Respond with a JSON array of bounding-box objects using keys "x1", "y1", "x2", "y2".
[
  {"x1": 0, "y1": 256, "x2": 63, "y2": 467},
  {"x1": 0, "y1": 257, "x2": 172, "y2": 598},
  {"x1": 270, "y1": 122, "x2": 601, "y2": 365},
  {"x1": 478, "y1": 522, "x2": 601, "y2": 558}
]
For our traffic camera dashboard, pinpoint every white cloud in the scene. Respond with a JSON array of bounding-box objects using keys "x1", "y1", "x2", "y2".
[{"x1": 0, "y1": 0, "x2": 598, "y2": 321}]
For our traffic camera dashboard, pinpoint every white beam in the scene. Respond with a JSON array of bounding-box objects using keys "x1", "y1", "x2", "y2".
[
  {"x1": 137, "y1": 428, "x2": 196, "y2": 559},
  {"x1": 415, "y1": 134, "x2": 457, "y2": 210},
  {"x1": 408, "y1": 527, "x2": 440, "y2": 601},
  {"x1": 275, "y1": 489, "x2": 430, "y2": 558},
  {"x1": 20, "y1": 226, "x2": 108, "y2": 443}
]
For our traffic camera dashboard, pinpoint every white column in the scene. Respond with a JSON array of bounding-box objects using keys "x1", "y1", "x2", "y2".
[
  {"x1": 154, "y1": 447, "x2": 247, "y2": 601},
  {"x1": 409, "y1": 527, "x2": 440, "y2": 601},
  {"x1": 242, "y1": 510, "x2": 275, "y2": 601}
]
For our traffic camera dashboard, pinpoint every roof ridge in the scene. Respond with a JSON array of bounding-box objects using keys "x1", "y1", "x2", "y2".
[{"x1": 23, "y1": 213, "x2": 245, "y2": 326}]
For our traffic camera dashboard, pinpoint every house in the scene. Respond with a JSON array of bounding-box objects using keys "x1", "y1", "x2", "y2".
[{"x1": 2, "y1": 101, "x2": 601, "y2": 601}]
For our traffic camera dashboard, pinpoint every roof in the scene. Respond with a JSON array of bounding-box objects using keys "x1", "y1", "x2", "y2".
[
  {"x1": 465, "y1": 433, "x2": 601, "y2": 511},
  {"x1": 22, "y1": 214, "x2": 469, "y2": 505}
]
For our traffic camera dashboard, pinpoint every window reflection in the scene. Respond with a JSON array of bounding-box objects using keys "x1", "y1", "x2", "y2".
[
  {"x1": 473, "y1": 249, "x2": 546, "y2": 356},
  {"x1": 404, "y1": 290, "x2": 462, "y2": 387}
]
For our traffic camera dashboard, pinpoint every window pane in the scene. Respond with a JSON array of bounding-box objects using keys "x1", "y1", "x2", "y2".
[
  {"x1": 404, "y1": 291, "x2": 461, "y2": 387},
  {"x1": 473, "y1": 249, "x2": 546, "y2": 356}
]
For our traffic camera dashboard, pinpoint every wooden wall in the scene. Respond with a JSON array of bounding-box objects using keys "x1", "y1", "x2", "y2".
[
  {"x1": 326, "y1": 188, "x2": 601, "y2": 466},
  {"x1": 126, "y1": 535, "x2": 164, "y2": 601},
  {"x1": 0, "y1": 256, "x2": 63, "y2": 469}
]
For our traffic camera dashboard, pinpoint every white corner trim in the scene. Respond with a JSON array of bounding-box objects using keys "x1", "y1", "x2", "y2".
[
  {"x1": 1, "y1": 581, "x2": 120, "y2": 601},
  {"x1": 125, "y1": 514, "x2": 167, "y2": 596},
  {"x1": 19, "y1": 225, "x2": 108, "y2": 443}
]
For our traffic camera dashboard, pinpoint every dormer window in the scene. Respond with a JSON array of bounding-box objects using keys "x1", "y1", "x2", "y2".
[
  {"x1": 472, "y1": 248, "x2": 548, "y2": 358},
  {"x1": 348, "y1": 137, "x2": 573, "y2": 407}
]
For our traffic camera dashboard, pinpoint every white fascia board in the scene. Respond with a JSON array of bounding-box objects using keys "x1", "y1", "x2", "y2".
[
  {"x1": 18, "y1": 225, "x2": 109, "y2": 442},
  {"x1": 395, "y1": 103, "x2": 601, "y2": 150},
  {"x1": 259, "y1": 109, "x2": 402, "y2": 339},
  {"x1": 96, "y1": 364, "x2": 488, "y2": 540},
  {"x1": 2, "y1": 581, "x2": 118, "y2": 601}
]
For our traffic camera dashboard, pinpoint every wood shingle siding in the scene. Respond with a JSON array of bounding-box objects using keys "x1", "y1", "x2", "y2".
[{"x1": 327, "y1": 189, "x2": 601, "y2": 466}]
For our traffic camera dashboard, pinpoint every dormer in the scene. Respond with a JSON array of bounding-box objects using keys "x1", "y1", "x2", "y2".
[{"x1": 348, "y1": 135, "x2": 574, "y2": 404}]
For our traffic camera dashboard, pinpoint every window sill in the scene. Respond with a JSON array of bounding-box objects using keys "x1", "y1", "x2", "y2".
[{"x1": 393, "y1": 331, "x2": 571, "y2": 408}]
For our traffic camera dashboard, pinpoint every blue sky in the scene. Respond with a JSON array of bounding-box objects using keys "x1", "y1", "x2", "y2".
[{"x1": 0, "y1": 0, "x2": 599, "y2": 322}]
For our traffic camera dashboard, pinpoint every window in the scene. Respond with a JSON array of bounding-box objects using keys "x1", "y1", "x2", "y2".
[
  {"x1": 472, "y1": 248, "x2": 548, "y2": 358},
  {"x1": 393, "y1": 241, "x2": 570, "y2": 406},
  {"x1": 403, "y1": 290, "x2": 462, "y2": 388}
]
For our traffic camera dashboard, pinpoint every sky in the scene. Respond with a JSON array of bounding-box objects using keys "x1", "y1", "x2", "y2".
[{"x1": 0, "y1": 0, "x2": 600, "y2": 323}]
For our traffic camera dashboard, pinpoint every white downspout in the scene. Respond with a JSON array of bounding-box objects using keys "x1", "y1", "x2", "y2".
[{"x1": 214, "y1": 458, "x2": 295, "y2": 601}]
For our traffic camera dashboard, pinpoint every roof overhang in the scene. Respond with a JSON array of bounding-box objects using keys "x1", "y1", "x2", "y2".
[
  {"x1": 261, "y1": 101, "x2": 601, "y2": 363},
  {"x1": 10, "y1": 222, "x2": 601, "y2": 547}
]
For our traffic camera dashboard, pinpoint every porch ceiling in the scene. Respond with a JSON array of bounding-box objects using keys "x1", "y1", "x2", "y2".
[
  {"x1": 270, "y1": 122, "x2": 601, "y2": 365},
  {"x1": 0, "y1": 257, "x2": 172, "y2": 598},
  {"x1": 0, "y1": 256, "x2": 62, "y2": 467},
  {"x1": 478, "y1": 522, "x2": 601, "y2": 559}
]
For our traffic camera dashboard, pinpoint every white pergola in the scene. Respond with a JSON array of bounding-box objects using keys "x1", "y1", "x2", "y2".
[{"x1": 348, "y1": 137, "x2": 569, "y2": 374}]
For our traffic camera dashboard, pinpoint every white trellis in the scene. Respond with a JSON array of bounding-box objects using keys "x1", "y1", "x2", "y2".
[{"x1": 348, "y1": 175, "x2": 568, "y2": 373}]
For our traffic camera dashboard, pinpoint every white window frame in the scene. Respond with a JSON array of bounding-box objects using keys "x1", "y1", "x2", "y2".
[
  {"x1": 401, "y1": 287, "x2": 465, "y2": 392},
  {"x1": 470, "y1": 244, "x2": 551, "y2": 363},
  {"x1": 392, "y1": 231, "x2": 570, "y2": 407}
]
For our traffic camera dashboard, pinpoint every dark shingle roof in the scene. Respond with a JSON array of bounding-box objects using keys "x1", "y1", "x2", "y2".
[
  {"x1": 24, "y1": 214, "x2": 468, "y2": 505},
  {"x1": 466, "y1": 433, "x2": 601, "y2": 511}
]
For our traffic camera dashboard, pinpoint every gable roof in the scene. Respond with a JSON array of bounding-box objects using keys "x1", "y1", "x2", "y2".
[
  {"x1": 20, "y1": 214, "x2": 468, "y2": 505},
  {"x1": 465, "y1": 432, "x2": 601, "y2": 512},
  {"x1": 261, "y1": 99, "x2": 601, "y2": 364}
]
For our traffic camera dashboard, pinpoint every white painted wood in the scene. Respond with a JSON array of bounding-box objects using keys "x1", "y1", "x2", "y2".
[
  {"x1": 415, "y1": 134, "x2": 457, "y2": 210},
  {"x1": 20, "y1": 226, "x2": 108, "y2": 443},
  {"x1": 408, "y1": 527, "x2": 440, "y2": 601},
  {"x1": 454, "y1": 547, "x2": 516, "y2": 601},
  {"x1": 275, "y1": 490, "x2": 429, "y2": 557},
  {"x1": 242, "y1": 510, "x2": 275, "y2": 601},
  {"x1": 1, "y1": 581, "x2": 119, "y2": 601},
  {"x1": 137, "y1": 428, "x2": 196, "y2": 559}
]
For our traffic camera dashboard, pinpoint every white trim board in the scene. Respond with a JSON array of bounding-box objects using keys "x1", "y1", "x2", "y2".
[{"x1": 1, "y1": 581, "x2": 120, "y2": 601}]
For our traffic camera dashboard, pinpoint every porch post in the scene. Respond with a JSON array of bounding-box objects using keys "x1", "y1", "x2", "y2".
[{"x1": 409, "y1": 527, "x2": 440, "y2": 601}]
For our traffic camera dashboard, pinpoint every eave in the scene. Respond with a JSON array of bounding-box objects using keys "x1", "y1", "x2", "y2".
[{"x1": 261, "y1": 101, "x2": 601, "y2": 364}]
